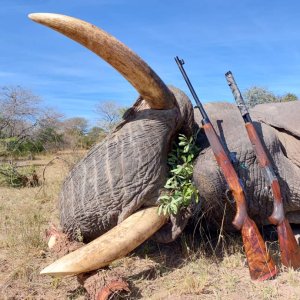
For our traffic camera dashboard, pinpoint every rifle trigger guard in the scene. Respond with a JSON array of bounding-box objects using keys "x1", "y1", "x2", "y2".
[
  {"x1": 267, "y1": 186, "x2": 273, "y2": 201},
  {"x1": 225, "y1": 188, "x2": 235, "y2": 204},
  {"x1": 263, "y1": 185, "x2": 273, "y2": 201}
]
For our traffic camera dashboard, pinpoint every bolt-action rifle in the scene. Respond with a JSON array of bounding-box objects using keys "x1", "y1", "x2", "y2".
[
  {"x1": 225, "y1": 71, "x2": 300, "y2": 269},
  {"x1": 175, "y1": 57, "x2": 277, "y2": 280}
]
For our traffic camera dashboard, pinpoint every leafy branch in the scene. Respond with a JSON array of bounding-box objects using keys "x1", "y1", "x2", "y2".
[
  {"x1": 158, "y1": 133, "x2": 200, "y2": 216},
  {"x1": 0, "y1": 163, "x2": 38, "y2": 188}
]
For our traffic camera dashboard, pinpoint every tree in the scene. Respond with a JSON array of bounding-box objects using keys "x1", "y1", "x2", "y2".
[
  {"x1": 0, "y1": 86, "x2": 43, "y2": 157},
  {"x1": 0, "y1": 86, "x2": 67, "y2": 156},
  {"x1": 34, "y1": 108, "x2": 65, "y2": 152},
  {"x1": 244, "y1": 86, "x2": 277, "y2": 108},
  {"x1": 62, "y1": 117, "x2": 88, "y2": 135},
  {"x1": 86, "y1": 126, "x2": 106, "y2": 142},
  {"x1": 0, "y1": 86, "x2": 41, "y2": 138},
  {"x1": 244, "y1": 87, "x2": 298, "y2": 108},
  {"x1": 279, "y1": 93, "x2": 298, "y2": 102},
  {"x1": 81, "y1": 126, "x2": 106, "y2": 148},
  {"x1": 95, "y1": 101, "x2": 127, "y2": 132},
  {"x1": 60, "y1": 117, "x2": 89, "y2": 150}
]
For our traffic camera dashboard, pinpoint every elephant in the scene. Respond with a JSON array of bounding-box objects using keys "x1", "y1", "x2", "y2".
[
  {"x1": 29, "y1": 13, "x2": 195, "y2": 245},
  {"x1": 29, "y1": 14, "x2": 300, "y2": 251}
]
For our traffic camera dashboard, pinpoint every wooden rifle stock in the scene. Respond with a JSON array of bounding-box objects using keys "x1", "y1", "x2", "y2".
[
  {"x1": 226, "y1": 71, "x2": 300, "y2": 269},
  {"x1": 246, "y1": 123, "x2": 300, "y2": 269},
  {"x1": 175, "y1": 57, "x2": 277, "y2": 280},
  {"x1": 203, "y1": 122, "x2": 277, "y2": 280}
]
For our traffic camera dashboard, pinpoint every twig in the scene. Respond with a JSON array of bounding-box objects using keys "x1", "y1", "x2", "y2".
[{"x1": 215, "y1": 203, "x2": 227, "y2": 251}]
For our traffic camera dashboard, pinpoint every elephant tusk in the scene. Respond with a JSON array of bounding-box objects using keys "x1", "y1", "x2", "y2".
[
  {"x1": 28, "y1": 13, "x2": 175, "y2": 110},
  {"x1": 40, "y1": 207, "x2": 167, "y2": 276}
]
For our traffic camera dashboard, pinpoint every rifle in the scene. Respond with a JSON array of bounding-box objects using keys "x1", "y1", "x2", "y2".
[
  {"x1": 225, "y1": 71, "x2": 300, "y2": 269},
  {"x1": 175, "y1": 57, "x2": 277, "y2": 280}
]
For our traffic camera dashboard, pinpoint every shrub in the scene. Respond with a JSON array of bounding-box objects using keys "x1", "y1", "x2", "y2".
[
  {"x1": 0, "y1": 137, "x2": 44, "y2": 158},
  {"x1": 0, "y1": 163, "x2": 39, "y2": 187}
]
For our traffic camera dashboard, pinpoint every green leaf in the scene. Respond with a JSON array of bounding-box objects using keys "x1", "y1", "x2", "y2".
[
  {"x1": 183, "y1": 145, "x2": 190, "y2": 153},
  {"x1": 171, "y1": 203, "x2": 178, "y2": 214},
  {"x1": 158, "y1": 132, "x2": 200, "y2": 216},
  {"x1": 163, "y1": 206, "x2": 169, "y2": 216},
  {"x1": 159, "y1": 195, "x2": 170, "y2": 201},
  {"x1": 187, "y1": 154, "x2": 194, "y2": 162},
  {"x1": 158, "y1": 205, "x2": 163, "y2": 215}
]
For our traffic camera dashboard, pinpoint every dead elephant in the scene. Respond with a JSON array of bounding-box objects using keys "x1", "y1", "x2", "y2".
[{"x1": 29, "y1": 14, "x2": 300, "y2": 268}]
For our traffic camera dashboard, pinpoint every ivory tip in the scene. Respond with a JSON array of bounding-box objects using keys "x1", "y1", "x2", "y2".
[
  {"x1": 40, "y1": 265, "x2": 56, "y2": 276},
  {"x1": 28, "y1": 13, "x2": 42, "y2": 21},
  {"x1": 28, "y1": 13, "x2": 57, "y2": 22},
  {"x1": 40, "y1": 253, "x2": 83, "y2": 276},
  {"x1": 40, "y1": 265, "x2": 74, "y2": 276}
]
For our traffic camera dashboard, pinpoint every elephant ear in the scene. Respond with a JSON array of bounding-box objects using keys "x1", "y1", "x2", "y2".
[{"x1": 250, "y1": 101, "x2": 300, "y2": 167}]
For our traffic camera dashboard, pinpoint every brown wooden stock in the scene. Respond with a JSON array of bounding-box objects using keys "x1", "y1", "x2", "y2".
[
  {"x1": 203, "y1": 122, "x2": 277, "y2": 280},
  {"x1": 242, "y1": 216, "x2": 278, "y2": 280},
  {"x1": 245, "y1": 122, "x2": 300, "y2": 269},
  {"x1": 269, "y1": 180, "x2": 284, "y2": 225},
  {"x1": 203, "y1": 123, "x2": 246, "y2": 229},
  {"x1": 277, "y1": 219, "x2": 300, "y2": 269}
]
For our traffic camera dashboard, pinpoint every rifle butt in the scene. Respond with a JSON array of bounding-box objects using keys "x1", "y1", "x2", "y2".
[
  {"x1": 277, "y1": 218, "x2": 300, "y2": 269},
  {"x1": 241, "y1": 216, "x2": 278, "y2": 281}
]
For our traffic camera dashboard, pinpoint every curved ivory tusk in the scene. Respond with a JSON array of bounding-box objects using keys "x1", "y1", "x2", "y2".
[
  {"x1": 40, "y1": 207, "x2": 167, "y2": 276},
  {"x1": 28, "y1": 13, "x2": 175, "y2": 109}
]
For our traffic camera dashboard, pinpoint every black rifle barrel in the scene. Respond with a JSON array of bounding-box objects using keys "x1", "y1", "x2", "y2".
[{"x1": 174, "y1": 56, "x2": 209, "y2": 123}]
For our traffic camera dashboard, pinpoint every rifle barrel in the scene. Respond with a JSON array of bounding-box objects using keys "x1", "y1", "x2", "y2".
[
  {"x1": 225, "y1": 71, "x2": 251, "y2": 122},
  {"x1": 174, "y1": 56, "x2": 209, "y2": 123}
]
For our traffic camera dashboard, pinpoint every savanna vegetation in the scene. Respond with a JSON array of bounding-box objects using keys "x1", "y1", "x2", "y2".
[
  {"x1": 0, "y1": 85, "x2": 126, "y2": 188},
  {"x1": 0, "y1": 84, "x2": 299, "y2": 299},
  {"x1": 244, "y1": 86, "x2": 297, "y2": 107}
]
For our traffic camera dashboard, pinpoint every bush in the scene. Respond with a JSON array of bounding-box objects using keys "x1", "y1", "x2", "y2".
[
  {"x1": 36, "y1": 127, "x2": 64, "y2": 152},
  {"x1": 244, "y1": 87, "x2": 298, "y2": 108},
  {"x1": 0, "y1": 163, "x2": 39, "y2": 187},
  {"x1": 0, "y1": 137, "x2": 44, "y2": 158},
  {"x1": 244, "y1": 87, "x2": 277, "y2": 107}
]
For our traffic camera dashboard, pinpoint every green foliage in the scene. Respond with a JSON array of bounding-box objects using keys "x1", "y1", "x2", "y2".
[
  {"x1": 158, "y1": 133, "x2": 200, "y2": 216},
  {"x1": 82, "y1": 126, "x2": 106, "y2": 148},
  {"x1": 280, "y1": 93, "x2": 298, "y2": 102},
  {"x1": 36, "y1": 127, "x2": 63, "y2": 150},
  {"x1": 244, "y1": 86, "x2": 277, "y2": 107},
  {"x1": 0, "y1": 163, "x2": 38, "y2": 188},
  {"x1": 244, "y1": 86, "x2": 298, "y2": 108},
  {"x1": 0, "y1": 137, "x2": 44, "y2": 158}
]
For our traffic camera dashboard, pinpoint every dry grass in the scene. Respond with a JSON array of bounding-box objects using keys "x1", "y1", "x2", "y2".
[
  {"x1": 0, "y1": 152, "x2": 84, "y2": 299},
  {"x1": 0, "y1": 153, "x2": 300, "y2": 299}
]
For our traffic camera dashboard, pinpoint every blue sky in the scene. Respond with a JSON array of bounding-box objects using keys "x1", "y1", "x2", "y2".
[{"x1": 1, "y1": 0, "x2": 300, "y2": 125}]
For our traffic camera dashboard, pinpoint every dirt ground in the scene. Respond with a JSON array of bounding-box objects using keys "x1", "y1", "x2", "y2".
[{"x1": 0, "y1": 153, "x2": 300, "y2": 299}]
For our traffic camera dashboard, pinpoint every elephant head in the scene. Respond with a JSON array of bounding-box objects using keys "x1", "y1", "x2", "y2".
[
  {"x1": 29, "y1": 13, "x2": 195, "y2": 244},
  {"x1": 30, "y1": 13, "x2": 300, "y2": 276}
]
